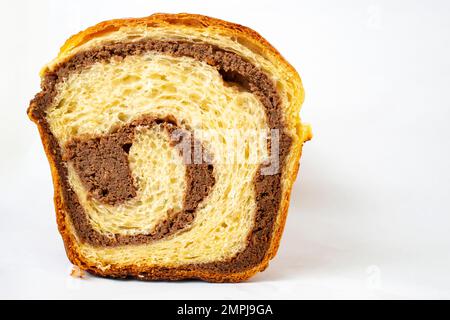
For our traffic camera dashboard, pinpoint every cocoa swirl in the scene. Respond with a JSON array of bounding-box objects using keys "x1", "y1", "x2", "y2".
[{"x1": 63, "y1": 116, "x2": 215, "y2": 246}]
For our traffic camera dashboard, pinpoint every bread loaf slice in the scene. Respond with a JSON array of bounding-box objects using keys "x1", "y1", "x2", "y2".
[{"x1": 28, "y1": 13, "x2": 311, "y2": 282}]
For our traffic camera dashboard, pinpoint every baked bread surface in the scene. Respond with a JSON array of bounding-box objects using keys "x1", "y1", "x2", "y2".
[{"x1": 28, "y1": 13, "x2": 311, "y2": 282}]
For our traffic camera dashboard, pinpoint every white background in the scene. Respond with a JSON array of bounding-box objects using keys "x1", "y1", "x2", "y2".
[{"x1": 0, "y1": 0, "x2": 449, "y2": 299}]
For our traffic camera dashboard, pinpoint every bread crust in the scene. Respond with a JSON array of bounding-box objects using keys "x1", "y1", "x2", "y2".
[{"x1": 28, "y1": 13, "x2": 309, "y2": 282}]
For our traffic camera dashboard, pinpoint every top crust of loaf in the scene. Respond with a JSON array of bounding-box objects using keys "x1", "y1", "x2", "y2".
[
  {"x1": 43, "y1": 13, "x2": 304, "y2": 114},
  {"x1": 58, "y1": 13, "x2": 296, "y2": 74}
]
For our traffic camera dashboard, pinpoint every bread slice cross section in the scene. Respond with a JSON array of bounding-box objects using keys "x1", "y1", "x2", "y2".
[{"x1": 28, "y1": 13, "x2": 311, "y2": 282}]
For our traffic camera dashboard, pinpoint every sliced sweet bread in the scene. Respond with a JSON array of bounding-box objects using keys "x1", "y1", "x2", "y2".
[{"x1": 28, "y1": 13, "x2": 311, "y2": 282}]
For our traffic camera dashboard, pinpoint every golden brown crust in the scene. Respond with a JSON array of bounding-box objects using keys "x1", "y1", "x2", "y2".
[
  {"x1": 46, "y1": 13, "x2": 304, "y2": 103},
  {"x1": 58, "y1": 13, "x2": 286, "y2": 69},
  {"x1": 28, "y1": 13, "x2": 308, "y2": 282}
]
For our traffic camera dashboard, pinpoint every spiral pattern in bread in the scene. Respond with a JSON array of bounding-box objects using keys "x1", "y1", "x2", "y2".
[{"x1": 28, "y1": 13, "x2": 311, "y2": 282}]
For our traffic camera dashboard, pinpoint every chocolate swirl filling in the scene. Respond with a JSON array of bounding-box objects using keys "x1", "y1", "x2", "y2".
[{"x1": 63, "y1": 116, "x2": 215, "y2": 246}]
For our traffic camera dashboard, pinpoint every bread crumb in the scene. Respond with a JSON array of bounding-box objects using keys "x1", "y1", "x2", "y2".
[{"x1": 70, "y1": 266, "x2": 86, "y2": 278}]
